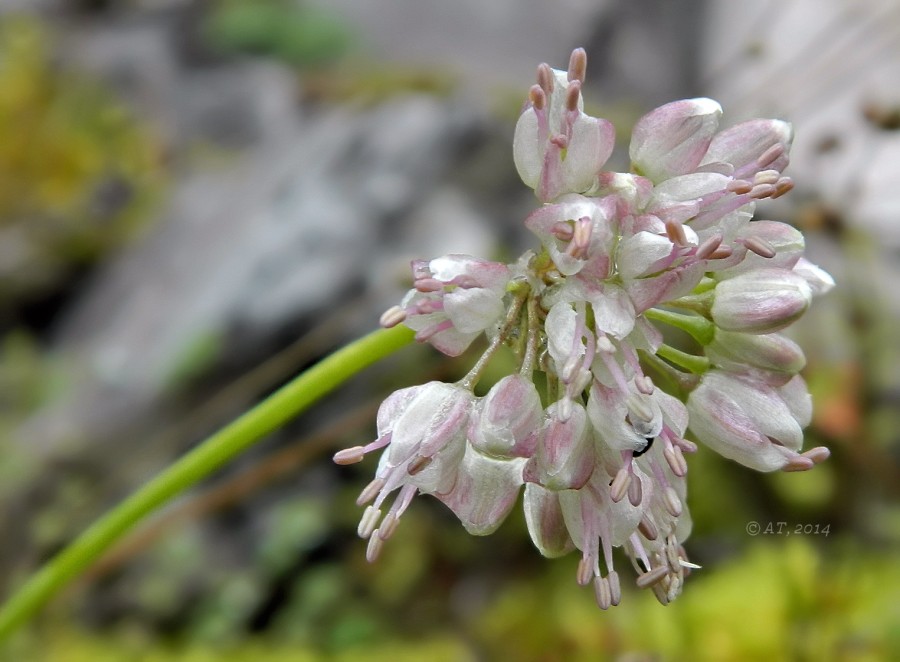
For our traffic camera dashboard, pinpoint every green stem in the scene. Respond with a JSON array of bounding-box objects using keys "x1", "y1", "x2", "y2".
[
  {"x1": 0, "y1": 325, "x2": 414, "y2": 642},
  {"x1": 644, "y1": 307, "x2": 715, "y2": 345},
  {"x1": 655, "y1": 343, "x2": 710, "y2": 375}
]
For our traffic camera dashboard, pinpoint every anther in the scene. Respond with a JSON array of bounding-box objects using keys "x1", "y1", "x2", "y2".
[
  {"x1": 379, "y1": 306, "x2": 406, "y2": 328},
  {"x1": 594, "y1": 576, "x2": 612, "y2": 610},
  {"x1": 726, "y1": 179, "x2": 753, "y2": 195},
  {"x1": 743, "y1": 236, "x2": 777, "y2": 258},
  {"x1": 356, "y1": 478, "x2": 385, "y2": 506},
  {"x1": 570, "y1": 216, "x2": 593, "y2": 257},
  {"x1": 607, "y1": 571, "x2": 621, "y2": 606},
  {"x1": 636, "y1": 565, "x2": 669, "y2": 589},
  {"x1": 749, "y1": 183, "x2": 776, "y2": 199},
  {"x1": 665, "y1": 535, "x2": 681, "y2": 572},
  {"x1": 596, "y1": 335, "x2": 616, "y2": 354},
  {"x1": 414, "y1": 278, "x2": 444, "y2": 292},
  {"x1": 664, "y1": 445, "x2": 688, "y2": 477},
  {"x1": 696, "y1": 233, "x2": 724, "y2": 260},
  {"x1": 333, "y1": 446, "x2": 366, "y2": 465},
  {"x1": 378, "y1": 512, "x2": 399, "y2": 540},
  {"x1": 663, "y1": 486, "x2": 682, "y2": 517},
  {"x1": 782, "y1": 455, "x2": 815, "y2": 472},
  {"x1": 528, "y1": 84, "x2": 546, "y2": 111},
  {"x1": 576, "y1": 557, "x2": 594, "y2": 586},
  {"x1": 568, "y1": 47, "x2": 587, "y2": 83},
  {"x1": 638, "y1": 516, "x2": 658, "y2": 541},
  {"x1": 628, "y1": 474, "x2": 643, "y2": 507},
  {"x1": 707, "y1": 244, "x2": 734, "y2": 260},
  {"x1": 407, "y1": 454, "x2": 433, "y2": 476},
  {"x1": 802, "y1": 446, "x2": 831, "y2": 464},
  {"x1": 635, "y1": 374, "x2": 655, "y2": 395},
  {"x1": 665, "y1": 220, "x2": 688, "y2": 247},
  {"x1": 609, "y1": 468, "x2": 631, "y2": 503},
  {"x1": 756, "y1": 143, "x2": 785, "y2": 169},
  {"x1": 754, "y1": 169, "x2": 781, "y2": 185},
  {"x1": 357, "y1": 505, "x2": 381, "y2": 539},
  {"x1": 625, "y1": 393, "x2": 654, "y2": 424},
  {"x1": 565, "y1": 81, "x2": 581, "y2": 112},
  {"x1": 365, "y1": 531, "x2": 385, "y2": 562},
  {"x1": 536, "y1": 63, "x2": 555, "y2": 94},
  {"x1": 771, "y1": 177, "x2": 794, "y2": 199},
  {"x1": 551, "y1": 221, "x2": 574, "y2": 241}
]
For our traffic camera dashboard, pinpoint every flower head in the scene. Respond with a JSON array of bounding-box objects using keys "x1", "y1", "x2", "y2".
[{"x1": 336, "y1": 48, "x2": 833, "y2": 608}]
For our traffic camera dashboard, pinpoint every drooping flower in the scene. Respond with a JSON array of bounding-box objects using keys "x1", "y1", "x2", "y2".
[{"x1": 337, "y1": 48, "x2": 833, "y2": 608}]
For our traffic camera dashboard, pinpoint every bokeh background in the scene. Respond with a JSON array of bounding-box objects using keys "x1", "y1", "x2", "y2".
[{"x1": 0, "y1": 0, "x2": 898, "y2": 660}]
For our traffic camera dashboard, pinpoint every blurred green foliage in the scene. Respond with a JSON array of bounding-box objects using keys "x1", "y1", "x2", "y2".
[
  {"x1": 0, "y1": 15, "x2": 164, "y2": 303},
  {"x1": 203, "y1": 0, "x2": 353, "y2": 68}
]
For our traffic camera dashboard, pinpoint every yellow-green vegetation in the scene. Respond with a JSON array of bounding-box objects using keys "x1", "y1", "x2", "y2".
[
  {"x1": 0, "y1": 16, "x2": 164, "y2": 300},
  {"x1": 4, "y1": 537, "x2": 896, "y2": 661}
]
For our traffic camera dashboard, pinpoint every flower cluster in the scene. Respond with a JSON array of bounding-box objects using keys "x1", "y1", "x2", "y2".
[{"x1": 335, "y1": 49, "x2": 833, "y2": 607}]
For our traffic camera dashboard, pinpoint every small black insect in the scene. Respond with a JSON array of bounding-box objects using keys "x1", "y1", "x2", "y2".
[{"x1": 633, "y1": 436, "x2": 655, "y2": 458}]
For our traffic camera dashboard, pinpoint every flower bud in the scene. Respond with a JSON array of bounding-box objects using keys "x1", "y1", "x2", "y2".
[
  {"x1": 705, "y1": 330, "x2": 806, "y2": 381},
  {"x1": 711, "y1": 268, "x2": 811, "y2": 333},
  {"x1": 470, "y1": 374, "x2": 542, "y2": 458},
  {"x1": 528, "y1": 402, "x2": 593, "y2": 490},
  {"x1": 630, "y1": 98, "x2": 722, "y2": 183},
  {"x1": 686, "y1": 370, "x2": 806, "y2": 471}
]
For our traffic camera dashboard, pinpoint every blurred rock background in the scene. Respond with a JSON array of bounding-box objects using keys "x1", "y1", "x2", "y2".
[{"x1": 0, "y1": 0, "x2": 897, "y2": 659}]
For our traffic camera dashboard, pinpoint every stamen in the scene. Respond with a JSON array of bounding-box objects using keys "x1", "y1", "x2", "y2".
[
  {"x1": 707, "y1": 244, "x2": 734, "y2": 260},
  {"x1": 357, "y1": 505, "x2": 381, "y2": 539},
  {"x1": 415, "y1": 319, "x2": 453, "y2": 342},
  {"x1": 782, "y1": 455, "x2": 815, "y2": 472},
  {"x1": 663, "y1": 486, "x2": 682, "y2": 517},
  {"x1": 568, "y1": 47, "x2": 587, "y2": 83},
  {"x1": 749, "y1": 183, "x2": 776, "y2": 199},
  {"x1": 664, "y1": 445, "x2": 688, "y2": 477},
  {"x1": 356, "y1": 478, "x2": 385, "y2": 506},
  {"x1": 638, "y1": 516, "x2": 658, "y2": 541},
  {"x1": 379, "y1": 306, "x2": 407, "y2": 328},
  {"x1": 593, "y1": 576, "x2": 612, "y2": 610},
  {"x1": 743, "y1": 236, "x2": 776, "y2": 258},
  {"x1": 726, "y1": 179, "x2": 753, "y2": 194},
  {"x1": 607, "y1": 571, "x2": 622, "y2": 606},
  {"x1": 609, "y1": 468, "x2": 631, "y2": 503},
  {"x1": 333, "y1": 446, "x2": 366, "y2": 465},
  {"x1": 378, "y1": 512, "x2": 399, "y2": 540},
  {"x1": 756, "y1": 143, "x2": 785, "y2": 169},
  {"x1": 407, "y1": 454, "x2": 433, "y2": 475},
  {"x1": 802, "y1": 446, "x2": 831, "y2": 464},
  {"x1": 576, "y1": 556, "x2": 594, "y2": 586},
  {"x1": 536, "y1": 63, "x2": 554, "y2": 94},
  {"x1": 696, "y1": 233, "x2": 723, "y2": 260},
  {"x1": 365, "y1": 530, "x2": 385, "y2": 562},
  {"x1": 568, "y1": 216, "x2": 593, "y2": 258},
  {"x1": 628, "y1": 473, "x2": 643, "y2": 507},
  {"x1": 665, "y1": 220, "x2": 688, "y2": 247},
  {"x1": 565, "y1": 81, "x2": 581, "y2": 113},
  {"x1": 626, "y1": 393, "x2": 654, "y2": 424},
  {"x1": 771, "y1": 177, "x2": 794, "y2": 199},
  {"x1": 754, "y1": 169, "x2": 781, "y2": 185},
  {"x1": 528, "y1": 84, "x2": 546, "y2": 111},
  {"x1": 665, "y1": 535, "x2": 681, "y2": 572},
  {"x1": 551, "y1": 221, "x2": 574, "y2": 241},
  {"x1": 636, "y1": 565, "x2": 669, "y2": 589},
  {"x1": 635, "y1": 374, "x2": 655, "y2": 395},
  {"x1": 413, "y1": 277, "x2": 443, "y2": 292}
]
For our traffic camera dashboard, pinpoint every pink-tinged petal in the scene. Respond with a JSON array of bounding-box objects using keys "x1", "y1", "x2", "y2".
[
  {"x1": 617, "y1": 231, "x2": 675, "y2": 279},
  {"x1": 625, "y1": 261, "x2": 705, "y2": 313},
  {"x1": 723, "y1": 220, "x2": 805, "y2": 276},
  {"x1": 655, "y1": 388, "x2": 689, "y2": 438},
  {"x1": 712, "y1": 268, "x2": 812, "y2": 333},
  {"x1": 701, "y1": 119, "x2": 793, "y2": 174},
  {"x1": 630, "y1": 98, "x2": 722, "y2": 183},
  {"x1": 562, "y1": 115, "x2": 616, "y2": 193},
  {"x1": 532, "y1": 402, "x2": 593, "y2": 490},
  {"x1": 706, "y1": 330, "x2": 806, "y2": 379},
  {"x1": 587, "y1": 381, "x2": 657, "y2": 452},
  {"x1": 546, "y1": 301, "x2": 584, "y2": 369},
  {"x1": 513, "y1": 109, "x2": 543, "y2": 190},
  {"x1": 444, "y1": 287, "x2": 505, "y2": 333},
  {"x1": 435, "y1": 445, "x2": 525, "y2": 535},
  {"x1": 792, "y1": 257, "x2": 835, "y2": 296},
  {"x1": 523, "y1": 483, "x2": 575, "y2": 558},
  {"x1": 648, "y1": 172, "x2": 732, "y2": 211},
  {"x1": 777, "y1": 374, "x2": 813, "y2": 429},
  {"x1": 387, "y1": 383, "x2": 472, "y2": 465},
  {"x1": 577, "y1": 281, "x2": 635, "y2": 339},
  {"x1": 471, "y1": 374, "x2": 543, "y2": 458},
  {"x1": 687, "y1": 373, "x2": 796, "y2": 471}
]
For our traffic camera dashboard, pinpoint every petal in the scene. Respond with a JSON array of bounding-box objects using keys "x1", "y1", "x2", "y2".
[
  {"x1": 630, "y1": 98, "x2": 723, "y2": 182},
  {"x1": 523, "y1": 483, "x2": 575, "y2": 558},
  {"x1": 701, "y1": 119, "x2": 793, "y2": 174}
]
